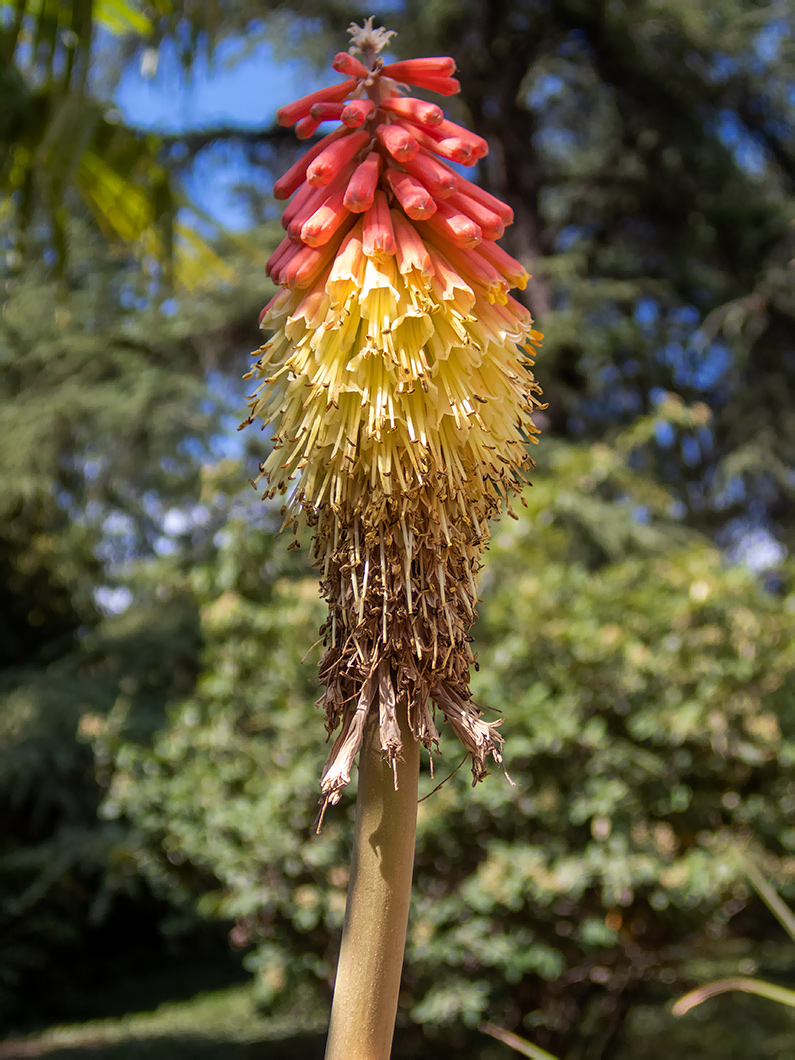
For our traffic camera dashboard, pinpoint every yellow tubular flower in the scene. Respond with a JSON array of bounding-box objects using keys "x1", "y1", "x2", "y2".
[{"x1": 245, "y1": 18, "x2": 545, "y2": 818}]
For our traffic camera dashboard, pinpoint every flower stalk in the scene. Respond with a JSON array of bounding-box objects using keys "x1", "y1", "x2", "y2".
[
  {"x1": 246, "y1": 16, "x2": 544, "y2": 1053},
  {"x1": 248, "y1": 18, "x2": 543, "y2": 812},
  {"x1": 325, "y1": 694, "x2": 420, "y2": 1059}
]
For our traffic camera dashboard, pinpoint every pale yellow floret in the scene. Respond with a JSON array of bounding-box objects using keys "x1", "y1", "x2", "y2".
[
  {"x1": 250, "y1": 228, "x2": 543, "y2": 804},
  {"x1": 250, "y1": 251, "x2": 538, "y2": 514}
]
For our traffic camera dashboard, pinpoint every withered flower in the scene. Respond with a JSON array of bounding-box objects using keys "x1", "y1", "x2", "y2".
[{"x1": 246, "y1": 18, "x2": 544, "y2": 817}]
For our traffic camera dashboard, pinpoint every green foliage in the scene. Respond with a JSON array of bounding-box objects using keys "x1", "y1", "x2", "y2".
[
  {"x1": 1, "y1": 1, "x2": 794, "y2": 1057},
  {"x1": 0, "y1": 0, "x2": 234, "y2": 285},
  {"x1": 0, "y1": 213, "x2": 264, "y2": 1022},
  {"x1": 104, "y1": 423, "x2": 795, "y2": 1054}
]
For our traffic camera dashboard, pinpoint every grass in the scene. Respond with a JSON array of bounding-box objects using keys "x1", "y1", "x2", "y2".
[
  {"x1": 0, "y1": 982, "x2": 326, "y2": 1060},
  {"x1": 3, "y1": 971, "x2": 794, "y2": 1059}
]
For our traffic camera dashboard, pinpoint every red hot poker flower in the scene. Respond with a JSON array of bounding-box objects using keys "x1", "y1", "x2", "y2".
[{"x1": 249, "y1": 18, "x2": 544, "y2": 814}]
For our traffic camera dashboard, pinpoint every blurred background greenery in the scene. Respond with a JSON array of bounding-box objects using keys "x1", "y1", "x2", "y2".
[{"x1": 1, "y1": 1, "x2": 794, "y2": 1057}]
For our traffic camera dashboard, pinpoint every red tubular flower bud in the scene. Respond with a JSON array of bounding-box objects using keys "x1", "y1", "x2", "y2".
[
  {"x1": 477, "y1": 240, "x2": 530, "y2": 289},
  {"x1": 281, "y1": 179, "x2": 318, "y2": 229},
  {"x1": 341, "y1": 98, "x2": 375, "y2": 128},
  {"x1": 400, "y1": 151, "x2": 457, "y2": 197},
  {"x1": 310, "y1": 102, "x2": 346, "y2": 122},
  {"x1": 391, "y1": 210, "x2": 433, "y2": 276},
  {"x1": 279, "y1": 224, "x2": 351, "y2": 288},
  {"x1": 301, "y1": 186, "x2": 351, "y2": 247},
  {"x1": 278, "y1": 243, "x2": 325, "y2": 287},
  {"x1": 307, "y1": 129, "x2": 371, "y2": 187},
  {"x1": 422, "y1": 198, "x2": 482, "y2": 248},
  {"x1": 428, "y1": 137, "x2": 475, "y2": 165},
  {"x1": 266, "y1": 235, "x2": 294, "y2": 278},
  {"x1": 384, "y1": 168, "x2": 437, "y2": 220},
  {"x1": 270, "y1": 238, "x2": 302, "y2": 282},
  {"x1": 453, "y1": 176, "x2": 514, "y2": 225},
  {"x1": 343, "y1": 152, "x2": 381, "y2": 213},
  {"x1": 380, "y1": 57, "x2": 456, "y2": 82},
  {"x1": 428, "y1": 238, "x2": 505, "y2": 297},
  {"x1": 433, "y1": 118, "x2": 488, "y2": 158},
  {"x1": 276, "y1": 78, "x2": 359, "y2": 127},
  {"x1": 332, "y1": 51, "x2": 369, "y2": 78},
  {"x1": 391, "y1": 74, "x2": 460, "y2": 96},
  {"x1": 375, "y1": 122, "x2": 419, "y2": 163},
  {"x1": 446, "y1": 190, "x2": 504, "y2": 240},
  {"x1": 398, "y1": 120, "x2": 475, "y2": 165},
  {"x1": 272, "y1": 127, "x2": 348, "y2": 199},
  {"x1": 287, "y1": 183, "x2": 330, "y2": 240},
  {"x1": 379, "y1": 97, "x2": 443, "y2": 126},
  {"x1": 362, "y1": 190, "x2": 396, "y2": 260},
  {"x1": 295, "y1": 115, "x2": 321, "y2": 140},
  {"x1": 287, "y1": 166, "x2": 355, "y2": 240}
]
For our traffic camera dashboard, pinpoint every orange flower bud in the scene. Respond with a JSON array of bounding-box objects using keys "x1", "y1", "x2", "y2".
[
  {"x1": 422, "y1": 198, "x2": 482, "y2": 248},
  {"x1": 272, "y1": 127, "x2": 348, "y2": 199},
  {"x1": 310, "y1": 102, "x2": 346, "y2": 122},
  {"x1": 453, "y1": 176, "x2": 514, "y2": 225},
  {"x1": 384, "y1": 168, "x2": 436, "y2": 220},
  {"x1": 301, "y1": 187, "x2": 351, "y2": 247},
  {"x1": 478, "y1": 240, "x2": 530, "y2": 288},
  {"x1": 385, "y1": 73, "x2": 460, "y2": 96},
  {"x1": 276, "y1": 78, "x2": 359, "y2": 127},
  {"x1": 269, "y1": 238, "x2": 301, "y2": 282},
  {"x1": 279, "y1": 224, "x2": 351, "y2": 287},
  {"x1": 287, "y1": 183, "x2": 330, "y2": 240},
  {"x1": 398, "y1": 120, "x2": 476, "y2": 165},
  {"x1": 379, "y1": 97, "x2": 443, "y2": 126},
  {"x1": 391, "y1": 210, "x2": 433, "y2": 276},
  {"x1": 343, "y1": 152, "x2": 381, "y2": 213},
  {"x1": 331, "y1": 51, "x2": 369, "y2": 78},
  {"x1": 380, "y1": 57, "x2": 456, "y2": 82},
  {"x1": 446, "y1": 190, "x2": 504, "y2": 240},
  {"x1": 434, "y1": 118, "x2": 488, "y2": 158},
  {"x1": 400, "y1": 151, "x2": 457, "y2": 197},
  {"x1": 265, "y1": 235, "x2": 294, "y2": 278},
  {"x1": 307, "y1": 130, "x2": 371, "y2": 187},
  {"x1": 426, "y1": 238, "x2": 505, "y2": 300},
  {"x1": 362, "y1": 190, "x2": 396, "y2": 260},
  {"x1": 287, "y1": 166, "x2": 354, "y2": 240},
  {"x1": 375, "y1": 122, "x2": 419, "y2": 163},
  {"x1": 341, "y1": 99, "x2": 375, "y2": 128},
  {"x1": 281, "y1": 179, "x2": 319, "y2": 229},
  {"x1": 295, "y1": 115, "x2": 321, "y2": 140}
]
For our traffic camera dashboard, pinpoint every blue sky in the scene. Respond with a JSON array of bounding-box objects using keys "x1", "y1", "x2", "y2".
[
  {"x1": 116, "y1": 37, "x2": 321, "y2": 132},
  {"x1": 115, "y1": 36, "x2": 329, "y2": 228}
]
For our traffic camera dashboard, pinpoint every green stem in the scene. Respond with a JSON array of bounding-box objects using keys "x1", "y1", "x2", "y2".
[{"x1": 325, "y1": 699, "x2": 420, "y2": 1060}]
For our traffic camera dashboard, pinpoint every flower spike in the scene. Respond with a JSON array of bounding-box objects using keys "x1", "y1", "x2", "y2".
[{"x1": 250, "y1": 21, "x2": 544, "y2": 813}]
